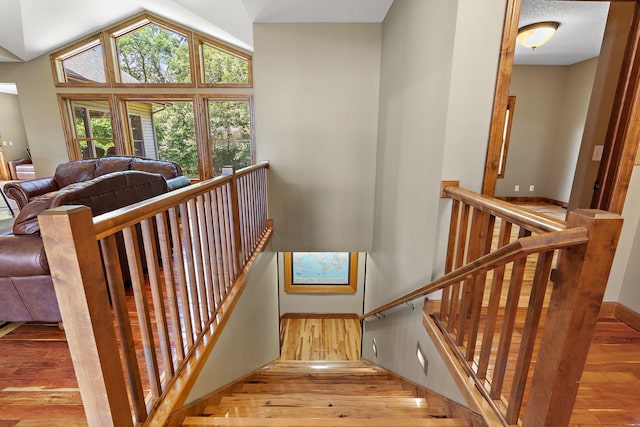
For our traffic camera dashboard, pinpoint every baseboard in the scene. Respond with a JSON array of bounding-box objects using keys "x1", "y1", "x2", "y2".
[
  {"x1": 495, "y1": 196, "x2": 568, "y2": 208},
  {"x1": 613, "y1": 302, "x2": 640, "y2": 332},
  {"x1": 280, "y1": 313, "x2": 360, "y2": 320}
]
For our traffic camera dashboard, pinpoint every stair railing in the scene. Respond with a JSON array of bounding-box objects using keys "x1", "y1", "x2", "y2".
[
  {"x1": 361, "y1": 183, "x2": 622, "y2": 426},
  {"x1": 38, "y1": 162, "x2": 272, "y2": 427}
]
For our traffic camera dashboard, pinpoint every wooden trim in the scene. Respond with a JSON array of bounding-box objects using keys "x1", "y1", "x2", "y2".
[
  {"x1": 280, "y1": 313, "x2": 360, "y2": 320},
  {"x1": 601, "y1": 301, "x2": 640, "y2": 331},
  {"x1": 423, "y1": 313, "x2": 507, "y2": 426},
  {"x1": 482, "y1": 0, "x2": 522, "y2": 196},
  {"x1": 164, "y1": 360, "x2": 276, "y2": 427},
  {"x1": 440, "y1": 180, "x2": 460, "y2": 198},
  {"x1": 494, "y1": 196, "x2": 568, "y2": 208},
  {"x1": 497, "y1": 96, "x2": 516, "y2": 179},
  {"x1": 283, "y1": 252, "x2": 358, "y2": 294},
  {"x1": 592, "y1": 2, "x2": 640, "y2": 213}
]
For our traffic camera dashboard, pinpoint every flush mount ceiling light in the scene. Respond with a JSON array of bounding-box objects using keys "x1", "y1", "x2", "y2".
[{"x1": 517, "y1": 21, "x2": 560, "y2": 50}]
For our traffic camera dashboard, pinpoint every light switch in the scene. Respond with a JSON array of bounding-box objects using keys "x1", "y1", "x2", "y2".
[{"x1": 593, "y1": 145, "x2": 604, "y2": 161}]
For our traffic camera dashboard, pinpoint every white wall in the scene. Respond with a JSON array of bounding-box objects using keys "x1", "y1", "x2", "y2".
[
  {"x1": 361, "y1": 0, "x2": 505, "y2": 405},
  {"x1": 187, "y1": 249, "x2": 280, "y2": 403},
  {"x1": 278, "y1": 252, "x2": 365, "y2": 315},
  {"x1": 0, "y1": 92, "x2": 29, "y2": 162},
  {"x1": 253, "y1": 23, "x2": 381, "y2": 252},
  {"x1": 496, "y1": 59, "x2": 597, "y2": 203}
]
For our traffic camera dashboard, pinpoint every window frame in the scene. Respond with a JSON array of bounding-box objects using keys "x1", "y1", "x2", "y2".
[
  {"x1": 53, "y1": 13, "x2": 255, "y2": 179},
  {"x1": 194, "y1": 35, "x2": 253, "y2": 88},
  {"x1": 203, "y1": 94, "x2": 256, "y2": 177}
]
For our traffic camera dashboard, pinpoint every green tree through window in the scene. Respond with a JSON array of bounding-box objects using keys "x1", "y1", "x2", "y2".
[{"x1": 117, "y1": 23, "x2": 191, "y2": 84}]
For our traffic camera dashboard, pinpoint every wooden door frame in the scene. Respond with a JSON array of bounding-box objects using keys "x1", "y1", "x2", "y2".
[{"x1": 483, "y1": 0, "x2": 640, "y2": 214}]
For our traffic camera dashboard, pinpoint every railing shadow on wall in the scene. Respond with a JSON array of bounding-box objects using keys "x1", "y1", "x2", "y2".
[
  {"x1": 362, "y1": 182, "x2": 622, "y2": 426},
  {"x1": 38, "y1": 162, "x2": 272, "y2": 426}
]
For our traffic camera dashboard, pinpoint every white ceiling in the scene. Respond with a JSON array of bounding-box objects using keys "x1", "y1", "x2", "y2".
[
  {"x1": 515, "y1": 0, "x2": 610, "y2": 66},
  {"x1": 0, "y1": 0, "x2": 611, "y2": 95}
]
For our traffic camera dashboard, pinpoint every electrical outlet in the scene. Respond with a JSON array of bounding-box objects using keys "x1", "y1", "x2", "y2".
[
  {"x1": 529, "y1": 185, "x2": 535, "y2": 192},
  {"x1": 593, "y1": 145, "x2": 604, "y2": 161},
  {"x1": 514, "y1": 185, "x2": 520, "y2": 192}
]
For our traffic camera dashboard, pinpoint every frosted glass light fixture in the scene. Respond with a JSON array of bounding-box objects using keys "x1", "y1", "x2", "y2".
[{"x1": 517, "y1": 22, "x2": 560, "y2": 50}]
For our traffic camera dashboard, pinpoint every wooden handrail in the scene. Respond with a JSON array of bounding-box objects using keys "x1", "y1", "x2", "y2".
[
  {"x1": 360, "y1": 227, "x2": 588, "y2": 321},
  {"x1": 38, "y1": 162, "x2": 272, "y2": 426},
  {"x1": 364, "y1": 184, "x2": 622, "y2": 426},
  {"x1": 443, "y1": 186, "x2": 566, "y2": 234}
]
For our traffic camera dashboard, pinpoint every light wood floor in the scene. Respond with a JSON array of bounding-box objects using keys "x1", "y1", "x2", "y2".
[{"x1": 280, "y1": 315, "x2": 361, "y2": 361}]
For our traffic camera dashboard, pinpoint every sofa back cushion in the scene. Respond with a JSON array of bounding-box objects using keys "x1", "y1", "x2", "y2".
[
  {"x1": 54, "y1": 159, "x2": 97, "y2": 188},
  {"x1": 94, "y1": 156, "x2": 134, "y2": 177},
  {"x1": 12, "y1": 171, "x2": 168, "y2": 235},
  {"x1": 131, "y1": 157, "x2": 182, "y2": 179}
]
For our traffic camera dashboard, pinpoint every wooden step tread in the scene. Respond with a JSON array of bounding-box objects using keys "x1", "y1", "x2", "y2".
[
  {"x1": 203, "y1": 405, "x2": 447, "y2": 418},
  {"x1": 248, "y1": 374, "x2": 390, "y2": 383},
  {"x1": 182, "y1": 416, "x2": 470, "y2": 426},
  {"x1": 240, "y1": 383, "x2": 407, "y2": 394},
  {"x1": 220, "y1": 393, "x2": 429, "y2": 408}
]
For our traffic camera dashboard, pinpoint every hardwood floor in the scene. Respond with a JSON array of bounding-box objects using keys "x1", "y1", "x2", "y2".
[
  {"x1": 0, "y1": 202, "x2": 638, "y2": 425},
  {"x1": 280, "y1": 315, "x2": 361, "y2": 361}
]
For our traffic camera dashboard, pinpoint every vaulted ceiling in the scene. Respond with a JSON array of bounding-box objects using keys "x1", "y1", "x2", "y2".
[{"x1": 0, "y1": 0, "x2": 612, "y2": 70}]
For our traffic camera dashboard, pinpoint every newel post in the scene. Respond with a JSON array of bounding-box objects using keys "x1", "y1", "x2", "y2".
[
  {"x1": 523, "y1": 209, "x2": 622, "y2": 426},
  {"x1": 39, "y1": 206, "x2": 133, "y2": 427},
  {"x1": 222, "y1": 166, "x2": 244, "y2": 273}
]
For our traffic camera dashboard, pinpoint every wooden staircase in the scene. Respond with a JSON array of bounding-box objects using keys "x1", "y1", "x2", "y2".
[{"x1": 181, "y1": 359, "x2": 476, "y2": 426}]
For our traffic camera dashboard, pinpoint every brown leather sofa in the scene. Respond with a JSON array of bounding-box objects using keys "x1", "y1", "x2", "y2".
[{"x1": 0, "y1": 156, "x2": 190, "y2": 323}]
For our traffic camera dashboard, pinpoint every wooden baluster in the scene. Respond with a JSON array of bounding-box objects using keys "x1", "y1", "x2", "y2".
[
  {"x1": 155, "y1": 212, "x2": 184, "y2": 362},
  {"x1": 237, "y1": 175, "x2": 249, "y2": 264},
  {"x1": 39, "y1": 206, "x2": 133, "y2": 427},
  {"x1": 169, "y1": 206, "x2": 194, "y2": 348},
  {"x1": 141, "y1": 217, "x2": 174, "y2": 379},
  {"x1": 506, "y1": 250, "x2": 553, "y2": 423},
  {"x1": 523, "y1": 210, "x2": 622, "y2": 426},
  {"x1": 123, "y1": 224, "x2": 162, "y2": 399},
  {"x1": 441, "y1": 199, "x2": 461, "y2": 322},
  {"x1": 222, "y1": 184, "x2": 237, "y2": 281},
  {"x1": 189, "y1": 197, "x2": 208, "y2": 325},
  {"x1": 490, "y1": 227, "x2": 530, "y2": 400},
  {"x1": 223, "y1": 166, "x2": 243, "y2": 274},
  {"x1": 448, "y1": 203, "x2": 470, "y2": 333},
  {"x1": 197, "y1": 192, "x2": 215, "y2": 317},
  {"x1": 180, "y1": 202, "x2": 202, "y2": 333},
  {"x1": 155, "y1": 211, "x2": 185, "y2": 363},
  {"x1": 204, "y1": 190, "x2": 221, "y2": 311},
  {"x1": 456, "y1": 208, "x2": 488, "y2": 345},
  {"x1": 217, "y1": 186, "x2": 232, "y2": 291},
  {"x1": 477, "y1": 219, "x2": 513, "y2": 379},
  {"x1": 465, "y1": 213, "x2": 496, "y2": 361},
  {"x1": 100, "y1": 234, "x2": 147, "y2": 422},
  {"x1": 211, "y1": 188, "x2": 227, "y2": 301}
]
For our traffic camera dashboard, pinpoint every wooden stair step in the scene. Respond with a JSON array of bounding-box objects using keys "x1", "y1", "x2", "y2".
[
  {"x1": 248, "y1": 374, "x2": 389, "y2": 383},
  {"x1": 182, "y1": 416, "x2": 470, "y2": 426},
  {"x1": 203, "y1": 405, "x2": 447, "y2": 418},
  {"x1": 260, "y1": 361, "x2": 381, "y2": 374},
  {"x1": 219, "y1": 393, "x2": 430, "y2": 408},
  {"x1": 239, "y1": 383, "x2": 407, "y2": 394}
]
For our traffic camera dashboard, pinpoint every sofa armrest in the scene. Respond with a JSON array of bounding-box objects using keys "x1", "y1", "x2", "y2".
[{"x1": 3, "y1": 178, "x2": 58, "y2": 209}]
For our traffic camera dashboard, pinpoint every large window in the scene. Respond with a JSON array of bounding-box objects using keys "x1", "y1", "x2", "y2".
[{"x1": 52, "y1": 13, "x2": 254, "y2": 180}]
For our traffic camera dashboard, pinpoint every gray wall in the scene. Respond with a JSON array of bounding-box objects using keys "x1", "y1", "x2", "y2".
[
  {"x1": 0, "y1": 92, "x2": 29, "y2": 162},
  {"x1": 361, "y1": 0, "x2": 505, "y2": 404},
  {"x1": 187, "y1": 249, "x2": 280, "y2": 402},
  {"x1": 253, "y1": 23, "x2": 380, "y2": 252},
  {"x1": 496, "y1": 60, "x2": 597, "y2": 203}
]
